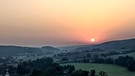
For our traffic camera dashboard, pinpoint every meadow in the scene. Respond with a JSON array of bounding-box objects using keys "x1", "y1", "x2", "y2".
[{"x1": 62, "y1": 63, "x2": 135, "y2": 76}]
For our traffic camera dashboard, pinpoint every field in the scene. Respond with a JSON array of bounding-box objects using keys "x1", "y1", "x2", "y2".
[{"x1": 62, "y1": 63, "x2": 135, "y2": 76}]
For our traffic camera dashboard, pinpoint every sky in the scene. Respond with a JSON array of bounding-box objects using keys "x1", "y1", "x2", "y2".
[{"x1": 0, "y1": 0, "x2": 135, "y2": 46}]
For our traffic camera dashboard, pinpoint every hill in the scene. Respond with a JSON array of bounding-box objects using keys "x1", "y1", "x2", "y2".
[
  {"x1": 0, "y1": 46, "x2": 42, "y2": 57},
  {"x1": 58, "y1": 45, "x2": 91, "y2": 52},
  {"x1": 95, "y1": 38, "x2": 135, "y2": 50},
  {"x1": 41, "y1": 46, "x2": 62, "y2": 54},
  {"x1": 56, "y1": 38, "x2": 135, "y2": 60},
  {"x1": 73, "y1": 38, "x2": 135, "y2": 51}
]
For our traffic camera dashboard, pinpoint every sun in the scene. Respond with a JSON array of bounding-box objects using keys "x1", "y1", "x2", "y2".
[{"x1": 91, "y1": 38, "x2": 95, "y2": 42}]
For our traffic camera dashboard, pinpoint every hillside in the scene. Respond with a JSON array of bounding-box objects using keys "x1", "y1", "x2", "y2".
[
  {"x1": 95, "y1": 38, "x2": 135, "y2": 50},
  {"x1": 0, "y1": 46, "x2": 42, "y2": 57},
  {"x1": 41, "y1": 46, "x2": 62, "y2": 54},
  {"x1": 73, "y1": 38, "x2": 135, "y2": 51},
  {"x1": 109, "y1": 52, "x2": 135, "y2": 59},
  {"x1": 59, "y1": 45, "x2": 92, "y2": 52},
  {"x1": 56, "y1": 38, "x2": 135, "y2": 60}
]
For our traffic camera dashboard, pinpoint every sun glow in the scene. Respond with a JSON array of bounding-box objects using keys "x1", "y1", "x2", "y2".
[{"x1": 91, "y1": 38, "x2": 95, "y2": 42}]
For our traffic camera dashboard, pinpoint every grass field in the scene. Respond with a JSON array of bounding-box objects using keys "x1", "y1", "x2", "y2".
[{"x1": 62, "y1": 63, "x2": 135, "y2": 76}]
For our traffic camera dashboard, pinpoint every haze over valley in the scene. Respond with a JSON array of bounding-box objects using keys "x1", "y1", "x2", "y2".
[{"x1": 0, "y1": 0, "x2": 135, "y2": 76}]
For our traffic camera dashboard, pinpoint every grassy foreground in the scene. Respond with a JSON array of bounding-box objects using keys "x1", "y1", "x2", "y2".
[{"x1": 62, "y1": 63, "x2": 135, "y2": 76}]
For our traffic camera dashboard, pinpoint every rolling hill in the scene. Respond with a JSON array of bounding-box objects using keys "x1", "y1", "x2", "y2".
[
  {"x1": 0, "y1": 46, "x2": 42, "y2": 57},
  {"x1": 73, "y1": 38, "x2": 135, "y2": 51},
  {"x1": 41, "y1": 46, "x2": 63, "y2": 54}
]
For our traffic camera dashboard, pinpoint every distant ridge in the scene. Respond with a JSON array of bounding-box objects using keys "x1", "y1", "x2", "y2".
[
  {"x1": 0, "y1": 46, "x2": 41, "y2": 57},
  {"x1": 41, "y1": 46, "x2": 62, "y2": 54},
  {"x1": 73, "y1": 38, "x2": 135, "y2": 51},
  {"x1": 41, "y1": 46, "x2": 60, "y2": 50},
  {"x1": 0, "y1": 38, "x2": 135, "y2": 56},
  {"x1": 95, "y1": 38, "x2": 135, "y2": 49}
]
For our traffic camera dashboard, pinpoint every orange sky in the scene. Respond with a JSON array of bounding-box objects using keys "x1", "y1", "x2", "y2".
[{"x1": 0, "y1": 0, "x2": 135, "y2": 46}]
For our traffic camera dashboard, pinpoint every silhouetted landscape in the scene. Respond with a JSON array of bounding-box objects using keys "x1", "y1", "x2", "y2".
[
  {"x1": 1, "y1": 0, "x2": 135, "y2": 76},
  {"x1": 0, "y1": 38, "x2": 135, "y2": 76}
]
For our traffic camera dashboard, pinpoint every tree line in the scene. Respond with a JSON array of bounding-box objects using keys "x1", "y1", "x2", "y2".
[
  {"x1": 74, "y1": 55, "x2": 135, "y2": 71},
  {"x1": 1, "y1": 57, "x2": 108, "y2": 76}
]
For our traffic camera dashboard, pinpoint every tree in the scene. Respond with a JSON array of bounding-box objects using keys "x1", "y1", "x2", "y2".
[
  {"x1": 61, "y1": 57, "x2": 69, "y2": 61},
  {"x1": 127, "y1": 58, "x2": 135, "y2": 71},
  {"x1": 105, "y1": 58, "x2": 114, "y2": 64},
  {"x1": 99, "y1": 71, "x2": 108, "y2": 76},
  {"x1": 63, "y1": 65, "x2": 75, "y2": 75},
  {"x1": 87, "y1": 53, "x2": 91, "y2": 58},
  {"x1": 90, "y1": 69, "x2": 96, "y2": 76},
  {"x1": 83, "y1": 58, "x2": 90, "y2": 63},
  {"x1": 71, "y1": 69, "x2": 89, "y2": 76},
  {"x1": 94, "y1": 55, "x2": 99, "y2": 59},
  {"x1": 30, "y1": 68, "x2": 42, "y2": 76},
  {"x1": 94, "y1": 58, "x2": 105, "y2": 63},
  {"x1": 17, "y1": 64, "x2": 27, "y2": 75}
]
